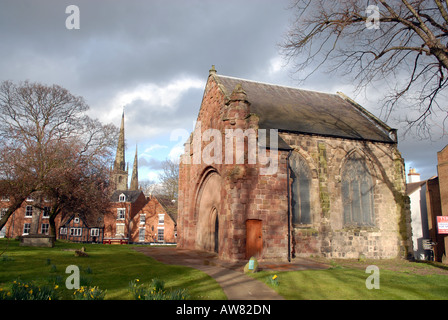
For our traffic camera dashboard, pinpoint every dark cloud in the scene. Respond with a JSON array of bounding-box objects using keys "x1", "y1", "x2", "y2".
[{"x1": 0, "y1": 0, "x2": 445, "y2": 181}]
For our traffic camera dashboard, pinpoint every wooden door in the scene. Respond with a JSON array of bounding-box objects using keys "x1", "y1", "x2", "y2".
[{"x1": 246, "y1": 219, "x2": 262, "y2": 259}]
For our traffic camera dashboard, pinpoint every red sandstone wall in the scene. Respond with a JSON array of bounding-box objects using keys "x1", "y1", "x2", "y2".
[
  {"x1": 178, "y1": 73, "x2": 407, "y2": 261},
  {"x1": 178, "y1": 74, "x2": 290, "y2": 261}
]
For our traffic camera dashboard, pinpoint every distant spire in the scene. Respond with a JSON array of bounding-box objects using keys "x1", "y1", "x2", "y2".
[
  {"x1": 130, "y1": 145, "x2": 139, "y2": 191},
  {"x1": 114, "y1": 111, "x2": 126, "y2": 172},
  {"x1": 112, "y1": 110, "x2": 128, "y2": 190}
]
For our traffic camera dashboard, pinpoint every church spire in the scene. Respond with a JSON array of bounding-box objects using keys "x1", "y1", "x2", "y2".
[
  {"x1": 114, "y1": 111, "x2": 126, "y2": 172},
  {"x1": 130, "y1": 145, "x2": 139, "y2": 190},
  {"x1": 112, "y1": 110, "x2": 128, "y2": 190}
]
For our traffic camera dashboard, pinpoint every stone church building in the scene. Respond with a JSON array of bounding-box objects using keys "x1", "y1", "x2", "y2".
[{"x1": 177, "y1": 66, "x2": 409, "y2": 261}]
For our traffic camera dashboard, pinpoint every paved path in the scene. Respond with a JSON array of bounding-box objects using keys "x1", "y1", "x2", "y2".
[{"x1": 133, "y1": 246, "x2": 329, "y2": 300}]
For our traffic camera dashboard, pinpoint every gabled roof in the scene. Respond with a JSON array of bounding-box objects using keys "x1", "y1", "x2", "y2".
[
  {"x1": 110, "y1": 190, "x2": 144, "y2": 203},
  {"x1": 60, "y1": 212, "x2": 104, "y2": 228},
  {"x1": 406, "y1": 180, "x2": 427, "y2": 195},
  {"x1": 153, "y1": 195, "x2": 177, "y2": 224},
  {"x1": 213, "y1": 74, "x2": 396, "y2": 144}
]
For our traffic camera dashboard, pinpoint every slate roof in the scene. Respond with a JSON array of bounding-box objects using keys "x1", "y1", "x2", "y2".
[
  {"x1": 110, "y1": 190, "x2": 144, "y2": 203},
  {"x1": 406, "y1": 180, "x2": 427, "y2": 195},
  {"x1": 60, "y1": 212, "x2": 104, "y2": 228},
  {"x1": 214, "y1": 74, "x2": 396, "y2": 144}
]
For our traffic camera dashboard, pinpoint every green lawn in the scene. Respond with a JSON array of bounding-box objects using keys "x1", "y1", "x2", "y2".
[
  {"x1": 0, "y1": 239, "x2": 226, "y2": 300},
  {"x1": 250, "y1": 259, "x2": 448, "y2": 300},
  {"x1": 2, "y1": 239, "x2": 448, "y2": 300}
]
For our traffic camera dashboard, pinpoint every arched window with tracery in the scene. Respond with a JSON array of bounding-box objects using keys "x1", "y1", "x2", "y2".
[
  {"x1": 289, "y1": 152, "x2": 312, "y2": 225},
  {"x1": 341, "y1": 154, "x2": 375, "y2": 226}
]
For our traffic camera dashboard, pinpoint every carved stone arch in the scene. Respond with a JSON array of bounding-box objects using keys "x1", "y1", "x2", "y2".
[
  {"x1": 291, "y1": 148, "x2": 318, "y2": 179},
  {"x1": 339, "y1": 147, "x2": 378, "y2": 179},
  {"x1": 194, "y1": 167, "x2": 222, "y2": 252},
  {"x1": 340, "y1": 149, "x2": 376, "y2": 227}
]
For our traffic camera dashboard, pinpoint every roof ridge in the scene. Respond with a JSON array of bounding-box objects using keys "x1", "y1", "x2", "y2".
[{"x1": 215, "y1": 74, "x2": 339, "y2": 96}]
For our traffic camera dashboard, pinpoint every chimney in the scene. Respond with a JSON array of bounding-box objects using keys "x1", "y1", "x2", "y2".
[{"x1": 408, "y1": 167, "x2": 421, "y2": 183}]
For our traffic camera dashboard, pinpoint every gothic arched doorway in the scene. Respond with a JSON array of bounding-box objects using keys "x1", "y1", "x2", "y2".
[{"x1": 195, "y1": 170, "x2": 221, "y2": 253}]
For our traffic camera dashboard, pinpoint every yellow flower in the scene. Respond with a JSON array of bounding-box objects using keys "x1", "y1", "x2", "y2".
[
  {"x1": 54, "y1": 285, "x2": 59, "y2": 289},
  {"x1": 29, "y1": 289, "x2": 33, "y2": 294},
  {"x1": 136, "y1": 279, "x2": 139, "y2": 282},
  {"x1": 272, "y1": 275, "x2": 278, "y2": 280}
]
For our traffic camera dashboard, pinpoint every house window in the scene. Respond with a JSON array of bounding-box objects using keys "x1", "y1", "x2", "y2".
[
  {"x1": 139, "y1": 228, "x2": 145, "y2": 242},
  {"x1": 26, "y1": 196, "x2": 34, "y2": 202},
  {"x1": 41, "y1": 223, "x2": 49, "y2": 235},
  {"x1": 25, "y1": 206, "x2": 33, "y2": 218},
  {"x1": 140, "y1": 214, "x2": 146, "y2": 225},
  {"x1": 116, "y1": 223, "x2": 125, "y2": 236},
  {"x1": 289, "y1": 153, "x2": 312, "y2": 225},
  {"x1": 341, "y1": 155, "x2": 375, "y2": 226},
  {"x1": 23, "y1": 223, "x2": 31, "y2": 235},
  {"x1": 117, "y1": 208, "x2": 126, "y2": 220},
  {"x1": 0, "y1": 208, "x2": 7, "y2": 219},
  {"x1": 74, "y1": 217, "x2": 80, "y2": 224},
  {"x1": 43, "y1": 207, "x2": 50, "y2": 218},
  {"x1": 1, "y1": 195, "x2": 9, "y2": 202},
  {"x1": 60, "y1": 227, "x2": 67, "y2": 235},
  {"x1": 158, "y1": 214, "x2": 165, "y2": 225},
  {"x1": 119, "y1": 193, "x2": 126, "y2": 202},
  {"x1": 90, "y1": 228, "x2": 99, "y2": 237},
  {"x1": 157, "y1": 228, "x2": 164, "y2": 242},
  {"x1": 70, "y1": 228, "x2": 82, "y2": 236}
]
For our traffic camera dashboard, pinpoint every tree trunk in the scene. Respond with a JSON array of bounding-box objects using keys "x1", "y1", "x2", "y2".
[
  {"x1": 0, "y1": 198, "x2": 26, "y2": 231},
  {"x1": 49, "y1": 207, "x2": 61, "y2": 239}
]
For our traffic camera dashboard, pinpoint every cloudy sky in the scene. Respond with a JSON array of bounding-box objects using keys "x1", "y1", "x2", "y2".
[{"x1": 0, "y1": 0, "x2": 446, "y2": 183}]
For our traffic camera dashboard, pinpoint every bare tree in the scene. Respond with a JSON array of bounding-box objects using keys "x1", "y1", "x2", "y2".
[
  {"x1": 282, "y1": 0, "x2": 448, "y2": 137},
  {"x1": 157, "y1": 158, "x2": 179, "y2": 201},
  {"x1": 0, "y1": 80, "x2": 118, "y2": 235}
]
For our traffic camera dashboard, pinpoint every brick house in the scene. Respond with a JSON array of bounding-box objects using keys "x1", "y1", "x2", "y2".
[
  {"x1": 103, "y1": 190, "x2": 177, "y2": 244},
  {"x1": 0, "y1": 195, "x2": 61, "y2": 239},
  {"x1": 177, "y1": 66, "x2": 409, "y2": 261},
  {"x1": 59, "y1": 213, "x2": 104, "y2": 243},
  {"x1": 425, "y1": 145, "x2": 448, "y2": 263}
]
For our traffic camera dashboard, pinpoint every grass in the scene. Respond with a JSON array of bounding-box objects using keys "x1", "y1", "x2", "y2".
[
  {"x1": 250, "y1": 258, "x2": 448, "y2": 300},
  {"x1": 0, "y1": 239, "x2": 226, "y2": 300},
  {"x1": 2, "y1": 238, "x2": 448, "y2": 300}
]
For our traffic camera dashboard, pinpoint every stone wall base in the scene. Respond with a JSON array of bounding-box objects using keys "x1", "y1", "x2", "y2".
[{"x1": 19, "y1": 235, "x2": 55, "y2": 247}]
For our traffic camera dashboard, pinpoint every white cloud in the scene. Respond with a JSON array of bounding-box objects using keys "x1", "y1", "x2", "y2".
[
  {"x1": 168, "y1": 144, "x2": 184, "y2": 162},
  {"x1": 113, "y1": 77, "x2": 203, "y2": 111},
  {"x1": 142, "y1": 144, "x2": 168, "y2": 156}
]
